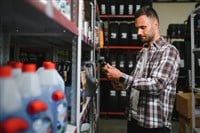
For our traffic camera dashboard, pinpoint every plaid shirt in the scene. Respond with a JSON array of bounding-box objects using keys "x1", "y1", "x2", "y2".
[{"x1": 122, "y1": 37, "x2": 180, "y2": 129}]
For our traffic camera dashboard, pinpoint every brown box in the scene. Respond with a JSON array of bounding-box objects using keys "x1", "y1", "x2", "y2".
[
  {"x1": 176, "y1": 93, "x2": 192, "y2": 118},
  {"x1": 179, "y1": 115, "x2": 200, "y2": 133}
]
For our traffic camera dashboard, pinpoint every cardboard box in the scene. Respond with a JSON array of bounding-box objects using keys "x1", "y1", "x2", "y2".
[
  {"x1": 179, "y1": 115, "x2": 200, "y2": 133},
  {"x1": 176, "y1": 93, "x2": 192, "y2": 118},
  {"x1": 176, "y1": 93, "x2": 200, "y2": 119}
]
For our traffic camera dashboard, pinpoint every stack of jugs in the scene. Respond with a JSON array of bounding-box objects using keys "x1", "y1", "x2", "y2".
[
  {"x1": 0, "y1": 65, "x2": 29, "y2": 132},
  {"x1": 18, "y1": 63, "x2": 54, "y2": 132},
  {"x1": 38, "y1": 61, "x2": 67, "y2": 133}
]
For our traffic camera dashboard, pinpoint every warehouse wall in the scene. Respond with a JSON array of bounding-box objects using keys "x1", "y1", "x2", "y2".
[{"x1": 153, "y1": 2, "x2": 196, "y2": 36}]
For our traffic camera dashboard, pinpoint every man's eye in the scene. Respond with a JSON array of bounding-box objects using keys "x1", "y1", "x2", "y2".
[{"x1": 141, "y1": 26, "x2": 146, "y2": 29}]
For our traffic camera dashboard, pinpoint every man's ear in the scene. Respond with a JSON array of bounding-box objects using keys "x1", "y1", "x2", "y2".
[{"x1": 154, "y1": 20, "x2": 159, "y2": 30}]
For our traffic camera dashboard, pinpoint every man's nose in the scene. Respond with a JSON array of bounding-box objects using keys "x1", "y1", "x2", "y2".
[{"x1": 137, "y1": 28, "x2": 142, "y2": 35}]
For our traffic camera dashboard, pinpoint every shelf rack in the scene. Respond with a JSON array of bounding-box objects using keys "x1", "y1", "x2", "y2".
[
  {"x1": 190, "y1": 6, "x2": 200, "y2": 133},
  {"x1": 0, "y1": 0, "x2": 78, "y2": 65}
]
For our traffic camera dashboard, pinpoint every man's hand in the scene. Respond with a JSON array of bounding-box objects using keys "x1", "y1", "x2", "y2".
[{"x1": 102, "y1": 64, "x2": 123, "y2": 80}]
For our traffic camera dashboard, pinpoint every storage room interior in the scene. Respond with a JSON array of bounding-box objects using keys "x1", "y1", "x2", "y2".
[{"x1": 0, "y1": 0, "x2": 200, "y2": 133}]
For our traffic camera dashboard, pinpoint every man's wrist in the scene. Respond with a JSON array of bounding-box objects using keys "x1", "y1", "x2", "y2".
[{"x1": 119, "y1": 73, "x2": 126, "y2": 83}]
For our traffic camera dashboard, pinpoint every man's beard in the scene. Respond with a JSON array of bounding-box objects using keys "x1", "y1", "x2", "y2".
[{"x1": 139, "y1": 34, "x2": 154, "y2": 43}]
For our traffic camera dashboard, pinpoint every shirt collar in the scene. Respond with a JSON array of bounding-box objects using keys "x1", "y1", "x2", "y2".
[
  {"x1": 152, "y1": 37, "x2": 166, "y2": 49},
  {"x1": 142, "y1": 37, "x2": 166, "y2": 50}
]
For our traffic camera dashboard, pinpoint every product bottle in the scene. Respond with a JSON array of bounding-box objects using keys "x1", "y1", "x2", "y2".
[
  {"x1": 11, "y1": 61, "x2": 23, "y2": 77},
  {"x1": 19, "y1": 63, "x2": 54, "y2": 133},
  {"x1": 0, "y1": 66, "x2": 29, "y2": 133},
  {"x1": 38, "y1": 61, "x2": 67, "y2": 133}
]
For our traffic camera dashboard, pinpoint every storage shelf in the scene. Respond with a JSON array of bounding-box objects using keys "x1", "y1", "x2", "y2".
[
  {"x1": 193, "y1": 48, "x2": 200, "y2": 53},
  {"x1": 99, "y1": 15, "x2": 135, "y2": 20},
  {"x1": 0, "y1": 0, "x2": 79, "y2": 49},
  {"x1": 1, "y1": 0, "x2": 78, "y2": 46},
  {"x1": 195, "y1": 28, "x2": 200, "y2": 32},
  {"x1": 82, "y1": 35, "x2": 96, "y2": 49},
  {"x1": 194, "y1": 88, "x2": 200, "y2": 93},
  {"x1": 100, "y1": 78, "x2": 108, "y2": 81},
  {"x1": 100, "y1": 112, "x2": 125, "y2": 116},
  {"x1": 80, "y1": 97, "x2": 91, "y2": 123},
  {"x1": 26, "y1": 0, "x2": 78, "y2": 35},
  {"x1": 101, "y1": 45, "x2": 143, "y2": 50},
  {"x1": 166, "y1": 35, "x2": 185, "y2": 39}
]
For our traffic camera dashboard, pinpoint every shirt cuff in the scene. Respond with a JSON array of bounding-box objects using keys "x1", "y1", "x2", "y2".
[{"x1": 120, "y1": 73, "x2": 133, "y2": 85}]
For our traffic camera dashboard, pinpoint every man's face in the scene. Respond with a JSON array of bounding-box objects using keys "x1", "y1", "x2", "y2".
[{"x1": 135, "y1": 15, "x2": 157, "y2": 43}]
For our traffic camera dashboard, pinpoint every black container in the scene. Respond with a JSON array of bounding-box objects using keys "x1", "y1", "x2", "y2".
[
  {"x1": 185, "y1": 41, "x2": 191, "y2": 70},
  {"x1": 117, "y1": 0, "x2": 127, "y2": 15},
  {"x1": 98, "y1": 0, "x2": 108, "y2": 15},
  {"x1": 176, "y1": 24, "x2": 187, "y2": 36},
  {"x1": 195, "y1": 31, "x2": 200, "y2": 48},
  {"x1": 167, "y1": 24, "x2": 177, "y2": 36},
  {"x1": 176, "y1": 77, "x2": 189, "y2": 92},
  {"x1": 119, "y1": 23, "x2": 129, "y2": 45},
  {"x1": 117, "y1": 54, "x2": 126, "y2": 72},
  {"x1": 134, "y1": 0, "x2": 142, "y2": 11},
  {"x1": 109, "y1": 52, "x2": 117, "y2": 67},
  {"x1": 126, "y1": 53, "x2": 136, "y2": 74},
  {"x1": 194, "y1": 14, "x2": 200, "y2": 29},
  {"x1": 108, "y1": 23, "x2": 119, "y2": 45},
  {"x1": 127, "y1": 0, "x2": 136, "y2": 15},
  {"x1": 172, "y1": 41, "x2": 187, "y2": 77},
  {"x1": 108, "y1": 89, "x2": 119, "y2": 112},
  {"x1": 141, "y1": 0, "x2": 152, "y2": 7},
  {"x1": 100, "y1": 80, "x2": 111, "y2": 112},
  {"x1": 118, "y1": 90, "x2": 128, "y2": 112},
  {"x1": 129, "y1": 23, "x2": 142, "y2": 45},
  {"x1": 195, "y1": 52, "x2": 200, "y2": 83},
  {"x1": 109, "y1": 0, "x2": 117, "y2": 15}
]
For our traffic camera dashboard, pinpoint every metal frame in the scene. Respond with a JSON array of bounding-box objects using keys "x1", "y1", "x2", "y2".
[
  {"x1": 0, "y1": 33, "x2": 10, "y2": 65},
  {"x1": 190, "y1": 6, "x2": 200, "y2": 133}
]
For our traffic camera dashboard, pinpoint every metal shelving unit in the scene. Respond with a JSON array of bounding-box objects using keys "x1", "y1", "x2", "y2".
[
  {"x1": 190, "y1": 6, "x2": 200, "y2": 133},
  {"x1": 0, "y1": 0, "x2": 100, "y2": 133}
]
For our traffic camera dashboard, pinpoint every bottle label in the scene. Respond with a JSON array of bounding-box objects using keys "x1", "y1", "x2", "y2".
[
  {"x1": 32, "y1": 118, "x2": 52, "y2": 133},
  {"x1": 57, "y1": 103, "x2": 67, "y2": 131},
  {"x1": 128, "y1": 5, "x2": 133, "y2": 15},
  {"x1": 111, "y1": 5, "x2": 116, "y2": 15},
  {"x1": 119, "y1": 61, "x2": 124, "y2": 68},
  {"x1": 180, "y1": 59, "x2": 184, "y2": 68},
  {"x1": 101, "y1": 4, "x2": 106, "y2": 14},
  {"x1": 128, "y1": 61, "x2": 133, "y2": 68},
  {"x1": 119, "y1": 5, "x2": 124, "y2": 15},
  {"x1": 132, "y1": 34, "x2": 138, "y2": 40},
  {"x1": 111, "y1": 33, "x2": 117, "y2": 39},
  {"x1": 121, "y1": 33, "x2": 128, "y2": 39}
]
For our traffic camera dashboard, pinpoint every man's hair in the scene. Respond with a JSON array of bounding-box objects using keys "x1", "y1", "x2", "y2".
[
  {"x1": 195, "y1": 2, "x2": 200, "y2": 8},
  {"x1": 135, "y1": 6, "x2": 159, "y2": 24}
]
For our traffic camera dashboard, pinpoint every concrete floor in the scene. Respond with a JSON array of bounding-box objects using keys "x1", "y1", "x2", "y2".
[{"x1": 98, "y1": 118, "x2": 179, "y2": 133}]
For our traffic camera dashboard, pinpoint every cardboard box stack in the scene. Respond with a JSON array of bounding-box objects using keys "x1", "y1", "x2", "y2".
[{"x1": 176, "y1": 93, "x2": 200, "y2": 133}]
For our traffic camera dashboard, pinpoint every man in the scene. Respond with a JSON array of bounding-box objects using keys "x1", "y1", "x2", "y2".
[{"x1": 103, "y1": 6, "x2": 180, "y2": 133}]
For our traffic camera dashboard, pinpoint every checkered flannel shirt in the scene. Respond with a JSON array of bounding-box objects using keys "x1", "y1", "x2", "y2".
[{"x1": 121, "y1": 37, "x2": 181, "y2": 129}]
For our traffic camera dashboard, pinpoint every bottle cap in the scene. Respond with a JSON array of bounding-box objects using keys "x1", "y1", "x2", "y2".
[
  {"x1": 0, "y1": 66, "x2": 11, "y2": 77},
  {"x1": 44, "y1": 62, "x2": 56, "y2": 70},
  {"x1": 42, "y1": 61, "x2": 52, "y2": 67},
  {"x1": 22, "y1": 64, "x2": 36, "y2": 72},
  {"x1": 13, "y1": 62, "x2": 23, "y2": 69},
  {"x1": 0, "y1": 117, "x2": 29, "y2": 133},
  {"x1": 27, "y1": 100, "x2": 47, "y2": 115},
  {"x1": 52, "y1": 91, "x2": 65, "y2": 101},
  {"x1": 7, "y1": 61, "x2": 16, "y2": 66}
]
